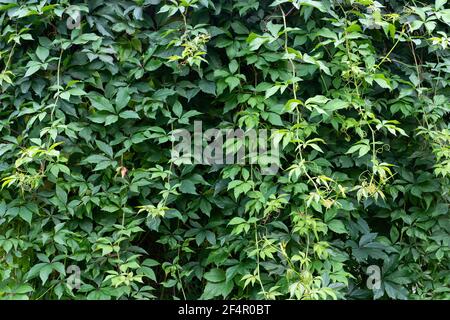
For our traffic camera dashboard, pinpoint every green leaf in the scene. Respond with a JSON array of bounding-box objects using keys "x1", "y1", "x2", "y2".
[
  {"x1": 39, "y1": 264, "x2": 53, "y2": 284},
  {"x1": 88, "y1": 95, "x2": 115, "y2": 113},
  {"x1": 201, "y1": 280, "x2": 234, "y2": 299},
  {"x1": 266, "y1": 21, "x2": 283, "y2": 37},
  {"x1": 36, "y1": 46, "x2": 49, "y2": 62},
  {"x1": 199, "y1": 80, "x2": 216, "y2": 95},
  {"x1": 346, "y1": 143, "x2": 370, "y2": 158},
  {"x1": 180, "y1": 180, "x2": 197, "y2": 194},
  {"x1": 229, "y1": 60, "x2": 239, "y2": 73},
  {"x1": 358, "y1": 145, "x2": 370, "y2": 158},
  {"x1": 119, "y1": 110, "x2": 140, "y2": 119},
  {"x1": 324, "y1": 99, "x2": 349, "y2": 111},
  {"x1": 145, "y1": 59, "x2": 163, "y2": 71},
  {"x1": 18, "y1": 206, "x2": 33, "y2": 224},
  {"x1": 267, "y1": 112, "x2": 283, "y2": 126},
  {"x1": 296, "y1": 0, "x2": 327, "y2": 12},
  {"x1": 56, "y1": 185, "x2": 67, "y2": 205},
  {"x1": 115, "y1": 87, "x2": 131, "y2": 111},
  {"x1": 24, "y1": 64, "x2": 41, "y2": 77},
  {"x1": 84, "y1": 154, "x2": 110, "y2": 164},
  {"x1": 436, "y1": 0, "x2": 447, "y2": 10},
  {"x1": 73, "y1": 33, "x2": 101, "y2": 44},
  {"x1": 228, "y1": 217, "x2": 246, "y2": 225},
  {"x1": 173, "y1": 101, "x2": 183, "y2": 118},
  {"x1": 96, "y1": 140, "x2": 114, "y2": 158},
  {"x1": 51, "y1": 262, "x2": 66, "y2": 275},
  {"x1": 231, "y1": 21, "x2": 249, "y2": 34},
  {"x1": 373, "y1": 74, "x2": 392, "y2": 89},
  {"x1": 27, "y1": 263, "x2": 47, "y2": 280},
  {"x1": 327, "y1": 219, "x2": 348, "y2": 234},
  {"x1": 68, "y1": 88, "x2": 86, "y2": 96},
  {"x1": 247, "y1": 33, "x2": 269, "y2": 51},
  {"x1": 104, "y1": 114, "x2": 119, "y2": 125},
  {"x1": 432, "y1": 203, "x2": 448, "y2": 216},
  {"x1": 204, "y1": 268, "x2": 226, "y2": 282},
  {"x1": 390, "y1": 226, "x2": 399, "y2": 243},
  {"x1": 265, "y1": 86, "x2": 279, "y2": 99},
  {"x1": 225, "y1": 76, "x2": 240, "y2": 91}
]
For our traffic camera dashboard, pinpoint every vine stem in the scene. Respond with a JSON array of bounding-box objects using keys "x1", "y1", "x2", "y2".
[
  {"x1": 36, "y1": 282, "x2": 57, "y2": 300},
  {"x1": 279, "y1": 5, "x2": 297, "y2": 101},
  {"x1": 50, "y1": 49, "x2": 64, "y2": 122},
  {"x1": 368, "y1": 124, "x2": 377, "y2": 186},
  {"x1": 254, "y1": 223, "x2": 267, "y2": 298},
  {"x1": 374, "y1": 26, "x2": 406, "y2": 70},
  {"x1": 177, "y1": 262, "x2": 187, "y2": 299},
  {"x1": 4, "y1": 42, "x2": 17, "y2": 71}
]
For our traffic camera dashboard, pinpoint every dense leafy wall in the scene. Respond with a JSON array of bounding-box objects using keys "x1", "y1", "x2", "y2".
[{"x1": 0, "y1": 0, "x2": 449, "y2": 300}]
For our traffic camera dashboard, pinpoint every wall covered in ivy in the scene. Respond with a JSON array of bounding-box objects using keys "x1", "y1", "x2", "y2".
[{"x1": 0, "y1": 0, "x2": 449, "y2": 300}]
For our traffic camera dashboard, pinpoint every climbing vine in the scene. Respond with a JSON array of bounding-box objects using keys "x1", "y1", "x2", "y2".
[{"x1": 0, "y1": 0, "x2": 449, "y2": 300}]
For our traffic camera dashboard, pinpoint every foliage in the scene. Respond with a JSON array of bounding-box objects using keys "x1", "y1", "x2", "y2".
[{"x1": 0, "y1": 0, "x2": 449, "y2": 300}]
